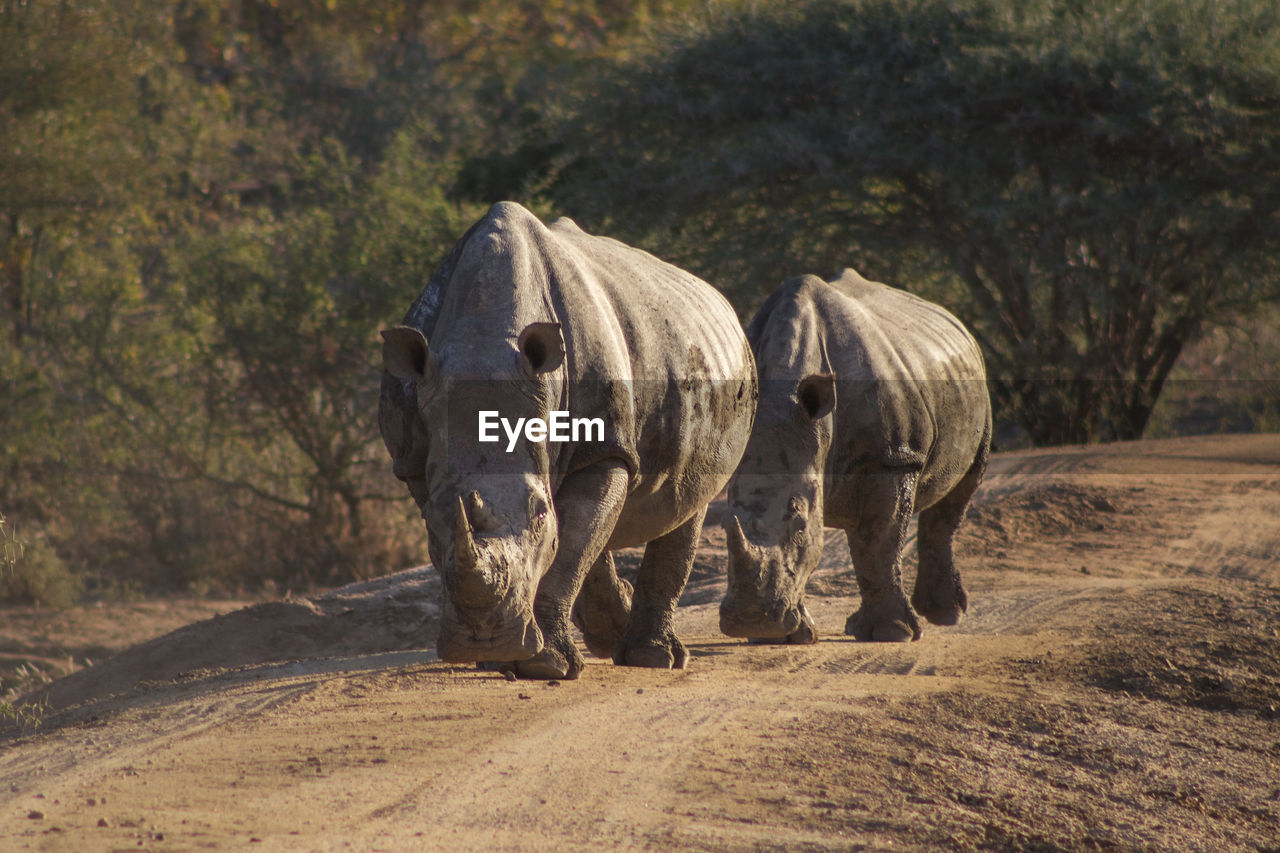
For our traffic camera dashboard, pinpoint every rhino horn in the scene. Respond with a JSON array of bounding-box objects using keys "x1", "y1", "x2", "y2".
[
  {"x1": 454, "y1": 495, "x2": 480, "y2": 573},
  {"x1": 466, "y1": 489, "x2": 498, "y2": 532},
  {"x1": 726, "y1": 514, "x2": 759, "y2": 561},
  {"x1": 452, "y1": 495, "x2": 503, "y2": 606}
]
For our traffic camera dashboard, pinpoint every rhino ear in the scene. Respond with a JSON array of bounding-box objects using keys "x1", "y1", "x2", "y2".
[
  {"x1": 381, "y1": 326, "x2": 431, "y2": 381},
  {"x1": 796, "y1": 374, "x2": 836, "y2": 420},
  {"x1": 518, "y1": 322, "x2": 565, "y2": 376}
]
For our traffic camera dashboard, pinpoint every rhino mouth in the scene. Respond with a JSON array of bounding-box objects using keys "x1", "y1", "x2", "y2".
[
  {"x1": 437, "y1": 607, "x2": 543, "y2": 663},
  {"x1": 719, "y1": 596, "x2": 803, "y2": 639}
]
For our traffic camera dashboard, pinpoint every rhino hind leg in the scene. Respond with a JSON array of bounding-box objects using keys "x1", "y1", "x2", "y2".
[
  {"x1": 571, "y1": 551, "x2": 633, "y2": 658},
  {"x1": 844, "y1": 469, "x2": 922, "y2": 642},
  {"x1": 613, "y1": 505, "x2": 706, "y2": 669},
  {"x1": 912, "y1": 444, "x2": 988, "y2": 627}
]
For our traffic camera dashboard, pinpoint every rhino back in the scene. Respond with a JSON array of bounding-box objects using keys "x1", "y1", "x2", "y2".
[
  {"x1": 430, "y1": 203, "x2": 747, "y2": 383},
  {"x1": 544, "y1": 213, "x2": 756, "y2": 529},
  {"x1": 823, "y1": 268, "x2": 984, "y2": 388},
  {"x1": 548, "y1": 218, "x2": 749, "y2": 385}
]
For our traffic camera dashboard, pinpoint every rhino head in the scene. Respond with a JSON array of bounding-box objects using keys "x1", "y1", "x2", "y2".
[
  {"x1": 380, "y1": 320, "x2": 566, "y2": 664},
  {"x1": 720, "y1": 374, "x2": 835, "y2": 644}
]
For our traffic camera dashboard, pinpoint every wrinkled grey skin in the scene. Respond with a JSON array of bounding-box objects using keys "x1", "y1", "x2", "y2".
[
  {"x1": 721, "y1": 270, "x2": 990, "y2": 644},
  {"x1": 380, "y1": 202, "x2": 756, "y2": 679}
]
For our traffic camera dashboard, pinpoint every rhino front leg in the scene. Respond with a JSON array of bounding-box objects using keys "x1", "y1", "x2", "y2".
[
  {"x1": 571, "y1": 551, "x2": 632, "y2": 658},
  {"x1": 913, "y1": 449, "x2": 985, "y2": 626},
  {"x1": 614, "y1": 505, "x2": 706, "y2": 669},
  {"x1": 513, "y1": 461, "x2": 629, "y2": 680},
  {"x1": 844, "y1": 469, "x2": 922, "y2": 642}
]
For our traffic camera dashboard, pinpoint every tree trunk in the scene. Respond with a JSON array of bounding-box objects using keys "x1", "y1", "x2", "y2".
[{"x1": 3, "y1": 215, "x2": 24, "y2": 347}]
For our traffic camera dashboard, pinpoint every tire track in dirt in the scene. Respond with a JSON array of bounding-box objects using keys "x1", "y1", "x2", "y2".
[
  {"x1": 0, "y1": 674, "x2": 316, "y2": 788},
  {"x1": 1157, "y1": 477, "x2": 1280, "y2": 584},
  {"x1": 332, "y1": 634, "x2": 962, "y2": 850},
  {"x1": 403, "y1": 674, "x2": 733, "y2": 847}
]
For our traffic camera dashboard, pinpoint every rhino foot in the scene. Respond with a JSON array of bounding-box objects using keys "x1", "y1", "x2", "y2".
[
  {"x1": 495, "y1": 637, "x2": 585, "y2": 680},
  {"x1": 845, "y1": 595, "x2": 921, "y2": 643},
  {"x1": 572, "y1": 576, "x2": 633, "y2": 659},
  {"x1": 788, "y1": 614, "x2": 819, "y2": 644},
  {"x1": 613, "y1": 630, "x2": 688, "y2": 670},
  {"x1": 911, "y1": 583, "x2": 968, "y2": 627}
]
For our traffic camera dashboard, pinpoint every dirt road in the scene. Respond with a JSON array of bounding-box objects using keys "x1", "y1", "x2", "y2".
[{"x1": 3, "y1": 434, "x2": 1279, "y2": 851}]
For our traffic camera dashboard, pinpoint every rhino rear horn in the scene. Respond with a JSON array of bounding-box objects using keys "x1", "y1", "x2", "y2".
[
  {"x1": 454, "y1": 495, "x2": 480, "y2": 572},
  {"x1": 382, "y1": 326, "x2": 431, "y2": 381},
  {"x1": 518, "y1": 322, "x2": 564, "y2": 375}
]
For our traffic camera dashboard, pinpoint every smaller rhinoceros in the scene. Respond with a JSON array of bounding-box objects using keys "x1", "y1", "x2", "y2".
[{"x1": 720, "y1": 269, "x2": 991, "y2": 644}]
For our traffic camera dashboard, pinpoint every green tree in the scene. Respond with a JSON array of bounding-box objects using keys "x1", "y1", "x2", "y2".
[
  {"x1": 0, "y1": 0, "x2": 745, "y2": 598},
  {"x1": 548, "y1": 0, "x2": 1280, "y2": 445},
  {"x1": 0, "y1": 0, "x2": 173, "y2": 545},
  {"x1": 167, "y1": 139, "x2": 480, "y2": 585},
  {"x1": 139, "y1": 0, "x2": 710, "y2": 586},
  {"x1": 0, "y1": 0, "x2": 163, "y2": 341}
]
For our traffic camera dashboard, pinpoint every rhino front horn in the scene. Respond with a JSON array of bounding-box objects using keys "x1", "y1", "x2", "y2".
[
  {"x1": 455, "y1": 495, "x2": 480, "y2": 572},
  {"x1": 726, "y1": 514, "x2": 758, "y2": 560}
]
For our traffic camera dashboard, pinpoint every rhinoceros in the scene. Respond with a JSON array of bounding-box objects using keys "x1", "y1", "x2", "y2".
[
  {"x1": 379, "y1": 201, "x2": 756, "y2": 679},
  {"x1": 720, "y1": 269, "x2": 990, "y2": 644}
]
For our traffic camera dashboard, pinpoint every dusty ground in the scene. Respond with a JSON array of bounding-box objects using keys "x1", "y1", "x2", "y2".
[{"x1": 2, "y1": 433, "x2": 1279, "y2": 852}]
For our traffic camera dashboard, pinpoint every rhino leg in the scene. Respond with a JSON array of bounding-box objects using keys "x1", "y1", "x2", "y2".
[
  {"x1": 844, "y1": 469, "x2": 922, "y2": 642},
  {"x1": 510, "y1": 462, "x2": 630, "y2": 680},
  {"x1": 571, "y1": 551, "x2": 633, "y2": 658},
  {"x1": 613, "y1": 505, "x2": 706, "y2": 669},
  {"x1": 912, "y1": 448, "x2": 986, "y2": 626}
]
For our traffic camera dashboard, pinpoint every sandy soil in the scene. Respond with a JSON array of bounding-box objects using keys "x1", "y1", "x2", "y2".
[{"x1": 2, "y1": 433, "x2": 1279, "y2": 852}]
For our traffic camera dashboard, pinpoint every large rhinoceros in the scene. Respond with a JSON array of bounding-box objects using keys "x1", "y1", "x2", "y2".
[
  {"x1": 720, "y1": 269, "x2": 990, "y2": 644},
  {"x1": 379, "y1": 201, "x2": 756, "y2": 679}
]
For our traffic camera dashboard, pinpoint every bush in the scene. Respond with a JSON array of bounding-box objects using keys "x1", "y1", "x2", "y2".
[
  {"x1": 1, "y1": 514, "x2": 20, "y2": 576},
  {"x1": 0, "y1": 520, "x2": 81, "y2": 609}
]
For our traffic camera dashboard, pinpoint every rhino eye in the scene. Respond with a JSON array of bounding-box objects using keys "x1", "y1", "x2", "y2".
[{"x1": 529, "y1": 495, "x2": 550, "y2": 525}]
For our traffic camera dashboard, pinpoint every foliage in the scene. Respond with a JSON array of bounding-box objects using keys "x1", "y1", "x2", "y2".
[
  {"x1": 547, "y1": 0, "x2": 1280, "y2": 445},
  {"x1": 0, "y1": 0, "x2": 706, "y2": 598},
  {"x1": 0, "y1": 531, "x2": 81, "y2": 608},
  {"x1": 1, "y1": 513, "x2": 21, "y2": 576},
  {"x1": 0, "y1": 692, "x2": 48, "y2": 732},
  {"x1": 1, "y1": 0, "x2": 180, "y2": 595},
  {"x1": 1, "y1": 0, "x2": 1276, "y2": 602},
  {"x1": 165, "y1": 142, "x2": 478, "y2": 585},
  {"x1": 0, "y1": 512, "x2": 79, "y2": 607},
  {"x1": 1147, "y1": 304, "x2": 1280, "y2": 437}
]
